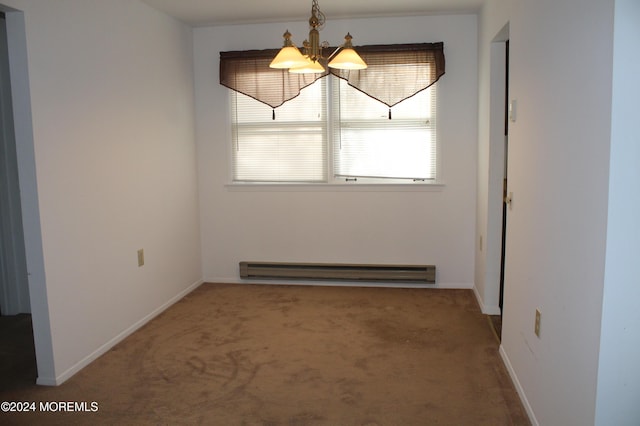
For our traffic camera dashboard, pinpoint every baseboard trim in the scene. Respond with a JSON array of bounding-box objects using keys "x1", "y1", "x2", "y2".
[
  {"x1": 499, "y1": 345, "x2": 539, "y2": 426},
  {"x1": 472, "y1": 285, "x2": 501, "y2": 315},
  {"x1": 207, "y1": 277, "x2": 472, "y2": 290},
  {"x1": 40, "y1": 279, "x2": 204, "y2": 386}
]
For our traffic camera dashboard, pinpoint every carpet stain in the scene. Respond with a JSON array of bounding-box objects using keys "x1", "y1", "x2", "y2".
[{"x1": 354, "y1": 357, "x2": 369, "y2": 371}]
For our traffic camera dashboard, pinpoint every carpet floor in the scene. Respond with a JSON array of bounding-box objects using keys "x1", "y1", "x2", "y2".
[{"x1": 0, "y1": 283, "x2": 530, "y2": 425}]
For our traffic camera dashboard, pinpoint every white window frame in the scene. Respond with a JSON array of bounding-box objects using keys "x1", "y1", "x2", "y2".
[{"x1": 228, "y1": 76, "x2": 442, "y2": 188}]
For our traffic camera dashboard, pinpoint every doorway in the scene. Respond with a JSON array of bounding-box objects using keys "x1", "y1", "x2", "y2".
[
  {"x1": 486, "y1": 24, "x2": 510, "y2": 341},
  {"x1": 499, "y1": 40, "x2": 509, "y2": 316},
  {"x1": 0, "y1": 10, "x2": 30, "y2": 317},
  {"x1": 0, "y1": 10, "x2": 37, "y2": 389},
  {"x1": 0, "y1": 5, "x2": 54, "y2": 386}
]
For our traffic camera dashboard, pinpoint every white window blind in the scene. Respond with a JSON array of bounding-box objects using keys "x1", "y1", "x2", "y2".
[
  {"x1": 231, "y1": 79, "x2": 327, "y2": 182},
  {"x1": 332, "y1": 77, "x2": 437, "y2": 181}
]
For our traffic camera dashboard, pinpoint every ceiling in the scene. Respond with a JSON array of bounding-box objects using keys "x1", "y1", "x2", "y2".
[{"x1": 141, "y1": 0, "x2": 484, "y2": 27}]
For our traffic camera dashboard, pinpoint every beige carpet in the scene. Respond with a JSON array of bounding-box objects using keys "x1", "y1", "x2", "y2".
[{"x1": 0, "y1": 283, "x2": 529, "y2": 425}]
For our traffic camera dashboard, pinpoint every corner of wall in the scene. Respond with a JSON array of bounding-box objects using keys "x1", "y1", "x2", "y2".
[
  {"x1": 48, "y1": 279, "x2": 203, "y2": 386},
  {"x1": 473, "y1": 284, "x2": 501, "y2": 315}
]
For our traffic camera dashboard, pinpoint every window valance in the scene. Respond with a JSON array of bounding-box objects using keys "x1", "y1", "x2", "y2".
[
  {"x1": 329, "y1": 42, "x2": 445, "y2": 108},
  {"x1": 219, "y1": 42, "x2": 445, "y2": 109},
  {"x1": 219, "y1": 49, "x2": 327, "y2": 109}
]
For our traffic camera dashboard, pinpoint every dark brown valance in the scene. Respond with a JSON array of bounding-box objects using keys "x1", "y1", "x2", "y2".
[
  {"x1": 328, "y1": 42, "x2": 445, "y2": 107},
  {"x1": 219, "y1": 49, "x2": 327, "y2": 109},
  {"x1": 219, "y1": 42, "x2": 445, "y2": 109}
]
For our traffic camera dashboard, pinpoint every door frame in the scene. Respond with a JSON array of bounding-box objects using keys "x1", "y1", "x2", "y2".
[
  {"x1": 0, "y1": 10, "x2": 30, "y2": 315},
  {"x1": 499, "y1": 39, "x2": 509, "y2": 315},
  {"x1": 482, "y1": 23, "x2": 510, "y2": 316},
  {"x1": 0, "y1": 4, "x2": 55, "y2": 385}
]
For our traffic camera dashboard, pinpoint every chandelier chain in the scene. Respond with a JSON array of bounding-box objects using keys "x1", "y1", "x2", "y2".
[{"x1": 311, "y1": 0, "x2": 326, "y2": 30}]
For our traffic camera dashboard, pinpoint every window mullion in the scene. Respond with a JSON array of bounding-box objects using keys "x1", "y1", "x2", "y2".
[{"x1": 326, "y1": 75, "x2": 337, "y2": 183}]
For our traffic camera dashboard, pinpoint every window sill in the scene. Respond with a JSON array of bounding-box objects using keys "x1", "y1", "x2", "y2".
[{"x1": 225, "y1": 182, "x2": 445, "y2": 192}]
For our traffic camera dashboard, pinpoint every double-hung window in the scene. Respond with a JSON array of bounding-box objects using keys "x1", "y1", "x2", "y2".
[
  {"x1": 232, "y1": 77, "x2": 327, "y2": 182},
  {"x1": 332, "y1": 78, "x2": 436, "y2": 182},
  {"x1": 223, "y1": 43, "x2": 444, "y2": 185}
]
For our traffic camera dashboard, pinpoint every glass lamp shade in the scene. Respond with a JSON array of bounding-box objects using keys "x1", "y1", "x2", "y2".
[
  {"x1": 289, "y1": 58, "x2": 326, "y2": 74},
  {"x1": 269, "y1": 46, "x2": 309, "y2": 69},
  {"x1": 328, "y1": 48, "x2": 367, "y2": 70}
]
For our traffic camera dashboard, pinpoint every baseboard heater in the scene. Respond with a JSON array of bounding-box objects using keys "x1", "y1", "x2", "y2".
[{"x1": 239, "y1": 261, "x2": 435, "y2": 284}]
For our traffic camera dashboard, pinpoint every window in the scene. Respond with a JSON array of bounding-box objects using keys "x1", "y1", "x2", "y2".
[
  {"x1": 332, "y1": 78, "x2": 437, "y2": 182},
  {"x1": 231, "y1": 76, "x2": 437, "y2": 184},
  {"x1": 222, "y1": 42, "x2": 445, "y2": 185},
  {"x1": 232, "y1": 77, "x2": 327, "y2": 183}
]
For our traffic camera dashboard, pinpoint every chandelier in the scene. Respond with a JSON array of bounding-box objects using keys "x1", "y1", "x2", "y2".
[{"x1": 269, "y1": 0, "x2": 367, "y2": 73}]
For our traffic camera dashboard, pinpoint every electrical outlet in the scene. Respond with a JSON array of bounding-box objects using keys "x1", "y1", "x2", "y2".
[
  {"x1": 137, "y1": 249, "x2": 144, "y2": 267},
  {"x1": 534, "y1": 308, "x2": 541, "y2": 338}
]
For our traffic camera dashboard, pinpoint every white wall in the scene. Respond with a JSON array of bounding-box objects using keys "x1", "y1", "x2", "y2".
[
  {"x1": 595, "y1": 0, "x2": 640, "y2": 424},
  {"x1": 194, "y1": 15, "x2": 478, "y2": 288},
  {"x1": 479, "y1": 0, "x2": 617, "y2": 424},
  {"x1": 1, "y1": 0, "x2": 201, "y2": 384}
]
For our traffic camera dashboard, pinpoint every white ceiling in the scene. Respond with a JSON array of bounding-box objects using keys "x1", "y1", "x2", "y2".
[{"x1": 141, "y1": 0, "x2": 484, "y2": 27}]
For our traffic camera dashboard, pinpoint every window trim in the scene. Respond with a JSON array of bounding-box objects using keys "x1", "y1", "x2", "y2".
[{"x1": 225, "y1": 181, "x2": 446, "y2": 192}]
